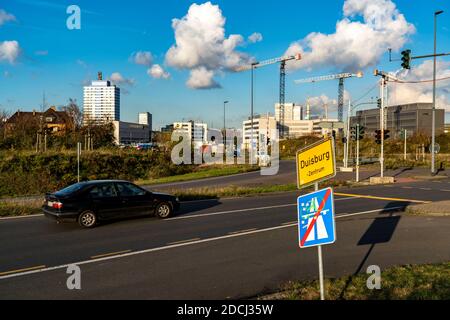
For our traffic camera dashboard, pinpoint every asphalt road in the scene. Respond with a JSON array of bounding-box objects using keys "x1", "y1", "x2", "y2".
[
  {"x1": 149, "y1": 160, "x2": 450, "y2": 192},
  {"x1": 0, "y1": 178, "x2": 450, "y2": 299}
]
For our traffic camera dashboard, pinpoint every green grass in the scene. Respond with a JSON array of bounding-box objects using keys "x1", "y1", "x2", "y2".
[
  {"x1": 263, "y1": 262, "x2": 450, "y2": 300},
  {"x1": 171, "y1": 180, "x2": 349, "y2": 201},
  {"x1": 0, "y1": 203, "x2": 42, "y2": 217},
  {"x1": 136, "y1": 165, "x2": 259, "y2": 185}
]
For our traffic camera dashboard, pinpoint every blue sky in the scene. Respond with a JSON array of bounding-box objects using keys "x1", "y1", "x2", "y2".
[{"x1": 0, "y1": 0, "x2": 449, "y2": 129}]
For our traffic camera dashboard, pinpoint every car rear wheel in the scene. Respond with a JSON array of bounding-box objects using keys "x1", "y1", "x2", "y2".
[
  {"x1": 78, "y1": 211, "x2": 97, "y2": 228},
  {"x1": 155, "y1": 202, "x2": 173, "y2": 219}
]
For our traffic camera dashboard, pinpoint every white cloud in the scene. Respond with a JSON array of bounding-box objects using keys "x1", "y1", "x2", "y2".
[
  {"x1": 286, "y1": 0, "x2": 415, "y2": 72},
  {"x1": 389, "y1": 60, "x2": 450, "y2": 111},
  {"x1": 248, "y1": 32, "x2": 263, "y2": 43},
  {"x1": 109, "y1": 72, "x2": 135, "y2": 86},
  {"x1": 165, "y1": 2, "x2": 251, "y2": 89},
  {"x1": 186, "y1": 66, "x2": 221, "y2": 89},
  {"x1": 307, "y1": 90, "x2": 351, "y2": 115},
  {"x1": 0, "y1": 9, "x2": 16, "y2": 26},
  {"x1": 130, "y1": 51, "x2": 153, "y2": 67},
  {"x1": 148, "y1": 64, "x2": 170, "y2": 79},
  {"x1": 0, "y1": 40, "x2": 21, "y2": 64}
]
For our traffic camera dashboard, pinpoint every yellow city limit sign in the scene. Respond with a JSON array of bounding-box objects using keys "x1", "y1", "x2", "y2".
[{"x1": 296, "y1": 138, "x2": 336, "y2": 188}]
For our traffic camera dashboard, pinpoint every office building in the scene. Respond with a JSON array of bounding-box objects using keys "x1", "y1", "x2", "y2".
[
  {"x1": 242, "y1": 115, "x2": 277, "y2": 149},
  {"x1": 83, "y1": 72, "x2": 120, "y2": 124},
  {"x1": 350, "y1": 103, "x2": 445, "y2": 138},
  {"x1": 173, "y1": 121, "x2": 208, "y2": 147},
  {"x1": 275, "y1": 103, "x2": 303, "y2": 122}
]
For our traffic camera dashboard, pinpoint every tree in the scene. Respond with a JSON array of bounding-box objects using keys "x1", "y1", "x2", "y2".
[{"x1": 61, "y1": 98, "x2": 83, "y2": 130}]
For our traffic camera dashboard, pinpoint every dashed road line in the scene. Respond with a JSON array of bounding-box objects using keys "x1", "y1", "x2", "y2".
[
  {"x1": 91, "y1": 250, "x2": 132, "y2": 259},
  {"x1": 167, "y1": 238, "x2": 201, "y2": 246},
  {"x1": 334, "y1": 192, "x2": 430, "y2": 204},
  {"x1": 0, "y1": 265, "x2": 46, "y2": 277},
  {"x1": 228, "y1": 228, "x2": 257, "y2": 235}
]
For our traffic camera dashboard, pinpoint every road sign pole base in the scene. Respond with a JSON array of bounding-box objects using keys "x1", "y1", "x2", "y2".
[{"x1": 318, "y1": 245, "x2": 325, "y2": 300}]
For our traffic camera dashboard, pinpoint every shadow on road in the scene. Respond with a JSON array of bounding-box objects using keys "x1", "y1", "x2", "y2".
[
  {"x1": 393, "y1": 167, "x2": 413, "y2": 178},
  {"x1": 178, "y1": 199, "x2": 222, "y2": 216},
  {"x1": 338, "y1": 202, "x2": 402, "y2": 299}
]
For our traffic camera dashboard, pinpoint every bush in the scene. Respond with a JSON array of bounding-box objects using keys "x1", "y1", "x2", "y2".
[{"x1": 0, "y1": 150, "x2": 194, "y2": 197}]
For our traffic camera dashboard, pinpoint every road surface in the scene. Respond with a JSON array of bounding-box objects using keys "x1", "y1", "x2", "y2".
[{"x1": 0, "y1": 179, "x2": 449, "y2": 299}]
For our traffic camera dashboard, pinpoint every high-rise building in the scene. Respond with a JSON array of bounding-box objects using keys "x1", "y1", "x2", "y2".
[
  {"x1": 83, "y1": 72, "x2": 120, "y2": 124},
  {"x1": 173, "y1": 121, "x2": 208, "y2": 147}
]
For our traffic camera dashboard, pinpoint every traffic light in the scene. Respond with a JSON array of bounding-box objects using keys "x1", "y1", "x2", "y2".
[
  {"x1": 332, "y1": 130, "x2": 336, "y2": 140},
  {"x1": 401, "y1": 49, "x2": 412, "y2": 70},
  {"x1": 377, "y1": 98, "x2": 382, "y2": 109},
  {"x1": 350, "y1": 126, "x2": 357, "y2": 141},
  {"x1": 384, "y1": 130, "x2": 390, "y2": 141},
  {"x1": 357, "y1": 126, "x2": 365, "y2": 140},
  {"x1": 375, "y1": 130, "x2": 382, "y2": 144}
]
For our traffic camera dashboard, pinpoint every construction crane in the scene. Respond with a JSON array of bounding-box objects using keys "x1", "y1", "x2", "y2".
[
  {"x1": 236, "y1": 53, "x2": 302, "y2": 138},
  {"x1": 294, "y1": 72, "x2": 363, "y2": 122}
]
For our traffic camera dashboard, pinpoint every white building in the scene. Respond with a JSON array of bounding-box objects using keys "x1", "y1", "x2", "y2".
[
  {"x1": 242, "y1": 115, "x2": 277, "y2": 150},
  {"x1": 113, "y1": 121, "x2": 151, "y2": 145},
  {"x1": 275, "y1": 103, "x2": 303, "y2": 122},
  {"x1": 83, "y1": 73, "x2": 120, "y2": 124},
  {"x1": 173, "y1": 121, "x2": 208, "y2": 147}
]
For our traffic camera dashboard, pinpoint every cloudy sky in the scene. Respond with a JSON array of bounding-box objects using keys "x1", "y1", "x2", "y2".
[{"x1": 0, "y1": 0, "x2": 449, "y2": 129}]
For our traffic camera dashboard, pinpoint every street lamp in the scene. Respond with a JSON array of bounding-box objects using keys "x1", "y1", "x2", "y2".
[
  {"x1": 432, "y1": 10, "x2": 444, "y2": 174},
  {"x1": 250, "y1": 62, "x2": 258, "y2": 164},
  {"x1": 223, "y1": 100, "x2": 229, "y2": 145}
]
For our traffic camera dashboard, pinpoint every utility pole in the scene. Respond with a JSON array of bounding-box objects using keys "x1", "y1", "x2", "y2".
[{"x1": 432, "y1": 10, "x2": 444, "y2": 174}]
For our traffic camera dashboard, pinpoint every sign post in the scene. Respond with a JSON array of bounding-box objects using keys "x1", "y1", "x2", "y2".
[{"x1": 296, "y1": 137, "x2": 337, "y2": 300}]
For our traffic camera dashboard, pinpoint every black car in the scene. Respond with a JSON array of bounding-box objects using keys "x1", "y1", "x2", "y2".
[{"x1": 43, "y1": 180, "x2": 180, "y2": 228}]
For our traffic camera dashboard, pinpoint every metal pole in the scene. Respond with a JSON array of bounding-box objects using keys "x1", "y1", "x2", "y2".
[
  {"x1": 250, "y1": 65, "x2": 254, "y2": 165},
  {"x1": 356, "y1": 124, "x2": 360, "y2": 182},
  {"x1": 380, "y1": 77, "x2": 385, "y2": 178},
  {"x1": 345, "y1": 100, "x2": 351, "y2": 168},
  {"x1": 431, "y1": 11, "x2": 442, "y2": 174},
  {"x1": 404, "y1": 129, "x2": 407, "y2": 161},
  {"x1": 316, "y1": 179, "x2": 325, "y2": 300},
  {"x1": 77, "y1": 142, "x2": 81, "y2": 183}
]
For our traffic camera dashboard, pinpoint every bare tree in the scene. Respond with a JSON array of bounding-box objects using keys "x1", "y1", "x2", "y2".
[{"x1": 61, "y1": 98, "x2": 83, "y2": 130}]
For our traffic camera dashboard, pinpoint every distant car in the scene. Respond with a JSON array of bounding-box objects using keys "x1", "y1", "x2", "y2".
[
  {"x1": 43, "y1": 180, "x2": 180, "y2": 228},
  {"x1": 136, "y1": 143, "x2": 154, "y2": 151}
]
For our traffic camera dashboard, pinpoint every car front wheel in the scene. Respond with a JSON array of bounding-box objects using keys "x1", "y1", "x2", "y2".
[
  {"x1": 155, "y1": 202, "x2": 173, "y2": 219},
  {"x1": 78, "y1": 211, "x2": 97, "y2": 228}
]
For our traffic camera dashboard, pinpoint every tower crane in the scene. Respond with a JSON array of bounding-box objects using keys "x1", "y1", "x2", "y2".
[
  {"x1": 294, "y1": 72, "x2": 363, "y2": 122},
  {"x1": 236, "y1": 53, "x2": 302, "y2": 138}
]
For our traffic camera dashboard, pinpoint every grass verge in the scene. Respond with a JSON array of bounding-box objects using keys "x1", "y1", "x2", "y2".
[
  {"x1": 0, "y1": 203, "x2": 42, "y2": 217},
  {"x1": 172, "y1": 180, "x2": 349, "y2": 201},
  {"x1": 136, "y1": 165, "x2": 259, "y2": 186},
  {"x1": 260, "y1": 262, "x2": 450, "y2": 300}
]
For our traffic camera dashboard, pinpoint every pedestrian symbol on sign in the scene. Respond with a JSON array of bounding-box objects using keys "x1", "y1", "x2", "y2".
[{"x1": 298, "y1": 188, "x2": 336, "y2": 248}]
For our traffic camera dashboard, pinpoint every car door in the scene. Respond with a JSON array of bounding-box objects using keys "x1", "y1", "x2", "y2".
[
  {"x1": 88, "y1": 183, "x2": 122, "y2": 220},
  {"x1": 115, "y1": 182, "x2": 154, "y2": 217}
]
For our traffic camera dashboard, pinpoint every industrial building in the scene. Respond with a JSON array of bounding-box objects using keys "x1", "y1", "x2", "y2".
[
  {"x1": 112, "y1": 121, "x2": 151, "y2": 145},
  {"x1": 350, "y1": 103, "x2": 445, "y2": 138}
]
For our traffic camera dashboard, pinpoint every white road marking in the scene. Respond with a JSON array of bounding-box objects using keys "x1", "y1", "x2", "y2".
[
  {"x1": 0, "y1": 214, "x2": 44, "y2": 221},
  {"x1": 0, "y1": 205, "x2": 404, "y2": 281}
]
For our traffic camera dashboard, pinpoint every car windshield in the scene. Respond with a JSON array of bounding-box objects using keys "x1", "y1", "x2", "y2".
[{"x1": 55, "y1": 183, "x2": 86, "y2": 196}]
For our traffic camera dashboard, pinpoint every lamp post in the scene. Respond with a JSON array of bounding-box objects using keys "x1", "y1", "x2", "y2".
[
  {"x1": 432, "y1": 10, "x2": 444, "y2": 175},
  {"x1": 223, "y1": 100, "x2": 229, "y2": 146},
  {"x1": 250, "y1": 62, "x2": 258, "y2": 164}
]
